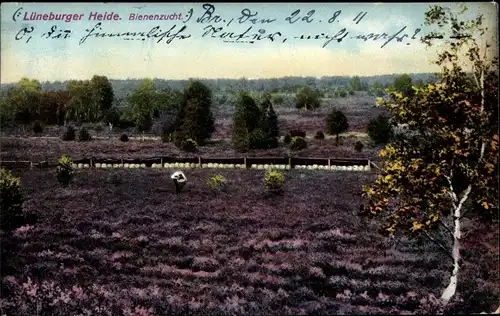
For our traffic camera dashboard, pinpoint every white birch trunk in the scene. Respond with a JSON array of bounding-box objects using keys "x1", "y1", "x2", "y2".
[
  {"x1": 440, "y1": 212, "x2": 461, "y2": 302},
  {"x1": 441, "y1": 185, "x2": 471, "y2": 302}
]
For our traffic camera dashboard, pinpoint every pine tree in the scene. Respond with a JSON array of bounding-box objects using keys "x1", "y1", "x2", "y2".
[
  {"x1": 258, "y1": 97, "x2": 280, "y2": 148},
  {"x1": 267, "y1": 103, "x2": 279, "y2": 139},
  {"x1": 231, "y1": 109, "x2": 250, "y2": 152},
  {"x1": 231, "y1": 92, "x2": 260, "y2": 151},
  {"x1": 176, "y1": 80, "x2": 215, "y2": 146},
  {"x1": 325, "y1": 108, "x2": 349, "y2": 145},
  {"x1": 238, "y1": 92, "x2": 261, "y2": 132}
]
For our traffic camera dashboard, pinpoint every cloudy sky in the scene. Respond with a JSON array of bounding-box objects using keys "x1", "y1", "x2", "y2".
[{"x1": 0, "y1": 2, "x2": 497, "y2": 83}]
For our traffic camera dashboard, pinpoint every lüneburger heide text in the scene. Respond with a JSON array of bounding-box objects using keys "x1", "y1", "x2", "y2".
[{"x1": 22, "y1": 11, "x2": 183, "y2": 22}]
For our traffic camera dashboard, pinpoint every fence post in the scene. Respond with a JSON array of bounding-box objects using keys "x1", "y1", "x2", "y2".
[
  {"x1": 198, "y1": 156, "x2": 201, "y2": 168},
  {"x1": 244, "y1": 157, "x2": 247, "y2": 169},
  {"x1": 161, "y1": 157, "x2": 163, "y2": 167},
  {"x1": 328, "y1": 158, "x2": 331, "y2": 168},
  {"x1": 288, "y1": 157, "x2": 292, "y2": 169},
  {"x1": 90, "y1": 158, "x2": 93, "y2": 168}
]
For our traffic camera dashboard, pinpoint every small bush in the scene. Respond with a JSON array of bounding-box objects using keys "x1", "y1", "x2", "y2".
[
  {"x1": 289, "y1": 136, "x2": 308, "y2": 151},
  {"x1": 348, "y1": 90, "x2": 355, "y2": 96},
  {"x1": 289, "y1": 129, "x2": 306, "y2": 138},
  {"x1": 264, "y1": 169, "x2": 285, "y2": 193},
  {"x1": 78, "y1": 127, "x2": 92, "y2": 142},
  {"x1": 314, "y1": 131, "x2": 325, "y2": 140},
  {"x1": 283, "y1": 134, "x2": 292, "y2": 145},
  {"x1": 0, "y1": 168, "x2": 24, "y2": 232},
  {"x1": 354, "y1": 141, "x2": 364, "y2": 152},
  {"x1": 33, "y1": 121, "x2": 43, "y2": 135},
  {"x1": 181, "y1": 138, "x2": 198, "y2": 152},
  {"x1": 206, "y1": 175, "x2": 227, "y2": 192},
  {"x1": 56, "y1": 155, "x2": 74, "y2": 186},
  {"x1": 61, "y1": 126, "x2": 76, "y2": 141},
  {"x1": 119, "y1": 134, "x2": 129, "y2": 142}
]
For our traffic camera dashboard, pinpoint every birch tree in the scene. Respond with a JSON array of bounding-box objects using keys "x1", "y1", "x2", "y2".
[{"x1": 361, "y1": 4, "x2": 498, "y2": 304}]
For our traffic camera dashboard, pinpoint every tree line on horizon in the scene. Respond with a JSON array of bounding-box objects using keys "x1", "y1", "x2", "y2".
[
  {"x1": 0, "y1": 73, "x2": 437, "y2": 101},
  {"x1": 0, "y1": 72, "x2": 427, "y2": 131},
  {"x1": 0, "y1": 72, "x2": 421, "y2": 155}
]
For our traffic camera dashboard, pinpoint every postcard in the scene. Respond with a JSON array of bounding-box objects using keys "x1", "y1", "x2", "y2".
[{"x1": 1, "y1": 2, "x2": 498, "y2": 315}]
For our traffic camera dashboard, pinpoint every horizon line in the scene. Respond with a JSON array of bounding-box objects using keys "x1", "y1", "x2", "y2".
[{"x1": 0, "y1": 71, "x2": 439, "y2": 85}]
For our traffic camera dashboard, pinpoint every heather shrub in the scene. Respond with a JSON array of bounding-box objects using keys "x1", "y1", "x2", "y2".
[
  {"x1": 1, "y1": 277, "x2": 145, "y2": 316},
  {"x1": 120, "y1": 133, "x2": 129, "y2": 142},
  {"x1": 206, "y1": 174, "x2": 227, "y2": 192},
  {"x1": 264, "y1": 169, "x2": 285, "y2": 193},
  {"x1": 289, "y1": 136, "x2": 308, "y2": 151},
  {"x1": 181, "y1": 138, "x2": 198, "y2": 152},
  {"x1": 289, "y1": 129, "x2": 306, "y2": 138},
  {"x1": 61, "y1": 126, "x2": 76, "y2": 141},
  {"x1": 354, "y1": 141, "x2": 364, "y2": 152},
  {"x1": 0, "y1": 168, "x2": 24, "y2": 232},
  {"x1": 32, "y1": 120, "x2": 43, "y2": 135},
  {"x1": 78, "y1": 127, "x2": 92, "y2": 142},
  {"x1": 56, "y1": 155, "x2": 74, "y2": 186}
]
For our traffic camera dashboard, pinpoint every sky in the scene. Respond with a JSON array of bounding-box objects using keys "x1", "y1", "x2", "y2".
[{"x1": 0, "y1": 2, "x2": 497, "y2": 83}]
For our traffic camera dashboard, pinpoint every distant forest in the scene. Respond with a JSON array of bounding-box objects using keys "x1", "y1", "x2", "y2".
[{"x1": 1, "y1": 73, "x2": 438, "y2": 100}]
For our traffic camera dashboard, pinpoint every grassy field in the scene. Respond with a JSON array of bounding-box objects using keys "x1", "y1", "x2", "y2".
[{"x1": 1, "y1": 169, "x2": 498, "y2": 315}]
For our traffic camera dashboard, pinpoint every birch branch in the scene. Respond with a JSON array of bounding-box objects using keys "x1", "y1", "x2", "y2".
[
  {"x1": 370, "y1": 161, "x2": 382, "y2": 171},
  {"x1": 457, "y1": 185, "x2": 473, "y2": 221},
  {"x1": 423, "y1": 229, "x2": 454, "y2": 261},
  {"x1": 438, "y1": 218, "x2": 455, "y2": 238},
  {"x1": 444, "y1": 174, "x2": 458, "y2": 211}
]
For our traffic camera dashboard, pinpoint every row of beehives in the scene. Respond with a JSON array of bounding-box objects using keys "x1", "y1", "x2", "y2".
[{"x1": 71, "y1": 163, "x2": 371, "y2": 171}]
